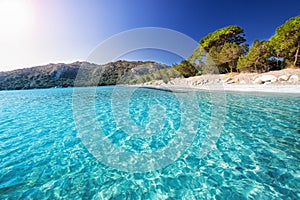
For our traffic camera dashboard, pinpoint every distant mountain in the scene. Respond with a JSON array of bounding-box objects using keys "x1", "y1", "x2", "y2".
[{"x1": 0, "y1": 60, "x2": 170, "y2": 90}]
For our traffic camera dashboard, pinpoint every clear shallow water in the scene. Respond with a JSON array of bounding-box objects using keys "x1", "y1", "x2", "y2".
[{"x1": 0, "y1": 87, "x2": 299, "y2": 199}]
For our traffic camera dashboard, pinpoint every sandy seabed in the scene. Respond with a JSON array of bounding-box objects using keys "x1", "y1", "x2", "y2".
[{"x1": 138, "y1": 84, "x2": 300, "y2": 94}]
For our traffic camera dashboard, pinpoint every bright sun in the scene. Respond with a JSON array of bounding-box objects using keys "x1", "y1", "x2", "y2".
[{"x1": 0, "y1": 0, "x2": 33, "y2": 37}]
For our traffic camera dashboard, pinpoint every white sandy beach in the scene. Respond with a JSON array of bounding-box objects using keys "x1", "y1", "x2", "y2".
[
  {"x1": 138, "y1": 68, "x2": 300, "y2": 94},
  {"x1": 214, "y1": 84, "x2": 300, "y2": 93}
]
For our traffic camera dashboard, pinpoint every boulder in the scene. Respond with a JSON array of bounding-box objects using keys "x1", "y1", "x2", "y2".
[
  {"x1": 226, "y1": 79, "x2": 235, "y2": 84},
  {"x1": 223, "y1": 77, "x2": 233, "y2": 83},
  {"x1": 253, "y1": 78, "x2": 263, "y2": 84},
  {"x1": 239, "y1": 80, "x2": 246, "y2": 84},
  {"x1": 288, "y1": 75, "x2": 299, "y2": 83},
  {"x1": 196, "y1": 80, "x2": 204, "y2": 85},
  {"x1": 260, "y1": 75, "x2": 277, "y2": 83},
  {"x1": 278, "y1": 75, "x2": 290, "y2": 81},
  {"x1": 214, "y1": 78, "x2": 221, "y2": 83}
]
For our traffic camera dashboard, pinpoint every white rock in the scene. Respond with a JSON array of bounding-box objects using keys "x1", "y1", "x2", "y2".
[
  {"x1": 196, "y1": 80, "x2": 203, "y2": 85},
  {"x1": 226, "y1": 80, "x2": 235, "y2": 84},
  {"x1": 278, "y1": 75, "x2": 290, "y2": 81},
  {"x1": 240, "y1": 80, "x2": 246, "y2": 84},
  {"x1": 213, "y1": 78, "x2": 221, "y2": 83},
  {"x1": 288, "y1": 75, "x2": 299, "y2": 83},
  {"x1": 234, "y1": 78, "x2": 241, "y2": 83},
  {"x1": 223, "y1": 77, "x2": 232, "y2": 83},
  {"x1": 260, "y1": 75, "x2": 277, "y2": 82},
  {"x1": 253, "y1": 78, "x2": 263, "y2": 84}
]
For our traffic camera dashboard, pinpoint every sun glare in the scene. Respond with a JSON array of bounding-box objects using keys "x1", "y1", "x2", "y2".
[{"x1": 0, "y1": 0, "x2": 33, "y2": 37}]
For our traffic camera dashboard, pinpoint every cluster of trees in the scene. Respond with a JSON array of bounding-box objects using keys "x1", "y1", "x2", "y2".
[
  {"x1": 0, "y1": 61, "x2": 170, "y2": 90},
  {"x1": 175, "y1": 15, "x2": 299, "y2": 77},
  {"x1": 1, "y1": 16, "x2": 299, "y2": 89},
  {"x1": 132, "y1": 67, "x2": 182, "y2": 84}
]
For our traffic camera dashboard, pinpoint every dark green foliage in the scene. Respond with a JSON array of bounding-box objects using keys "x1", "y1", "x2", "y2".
[
  {"x1": 209, "y1": 42, "x2": 248, "y2": 73},
  {"x1": 0, "y1": 61, "x2": 169, "y2": 90},
  {"x1": 237, "y1": 40, "x2": 273, "y2": 72},
  {"x1": 270, "y1": 16, "x2": 300, "y2": 66},
  {"x1": 199, "y1": 25, "x2": 246, "y2": 52},
  {"x1": 189, "y1": 16, "x2": 299, "y2": 74},
  {"x1": 134, "y1": 67, "x2": 182, "y2": 84},
  {"x1": 237, "y1": 15, "x2": 300, "y2": 72},
  {"x1": 173, "y1": 60, "x2": 198, "y2": 78},
  {"x1": 189, "y1": 25, "x2": 247, "y2": 74},
  {"x1": 1, "y1": 16, "x2": 299, "y2": 90}
]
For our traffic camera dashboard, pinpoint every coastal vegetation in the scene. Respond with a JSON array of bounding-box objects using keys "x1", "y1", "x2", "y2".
[
  {"x1": 270, "y1": 16, "x2": 300, "y2": 67},
  {"x1": 0, "y1": 61, "x2": 169, "y2": 90},
  {"x1": 189, "y1": 25, "x2": 248, "y2": 74},
  {"x1": 0, "y1": 16, "x2": 298, "y2": 90},
  {"x1": 182, "y1": 15, "x2": 300, "y2": 76},
  {"x1": 237, "y1": 40, "x2": 274, "y2": 73}
]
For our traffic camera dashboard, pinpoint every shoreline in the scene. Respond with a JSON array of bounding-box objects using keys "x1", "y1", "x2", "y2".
[
  {"x1": 1, "y1": 68, "x2": 299, "y2": 94},
  {"x1": 138, "y1": 68, "x2": 300, "y2": 94},
  {"x1": 136, "y1": 84, "x2": 300, "y2": 94},
  {"x1": 1, "y1": 83, "x2": 299, "y2": 94}
]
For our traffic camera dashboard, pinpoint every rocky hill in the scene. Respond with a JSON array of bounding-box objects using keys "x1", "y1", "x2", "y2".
[{"x1": 0, "y1": 60, "x2": 169, "y2": 90}]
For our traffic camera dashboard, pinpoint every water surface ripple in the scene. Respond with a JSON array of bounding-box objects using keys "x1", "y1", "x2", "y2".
[{"x1": 0, "y1": 87, "x2": 299, "y2": 199}]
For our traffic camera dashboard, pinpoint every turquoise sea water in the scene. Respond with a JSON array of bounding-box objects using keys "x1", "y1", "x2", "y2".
[{"x1": 0, "y1": 87, "x2": 299, "y2": 199}]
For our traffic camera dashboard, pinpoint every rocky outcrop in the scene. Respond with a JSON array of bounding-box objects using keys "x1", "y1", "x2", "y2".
[
  {"x1": 288, "y1": 75, "x2": 299, "y2": 83},
  {"x1": 144, "y1": 68, "x2": 300, "y2": 87},
  {"x1": 253, "y1": 78, "x2": 263, "y2": 84},
  {"x1": 251, "y1": 74, "x2": 299, "y2": 84},
  {"x1": 252, "y1": 75, "x2": 277, "y2": 84},
  {"x1": 248, "y1": 69, "x2": 300, "y2": 84},
  {"x1": 224, "y1": 77, "x2": 235, "y2": 84},
  {"x1": 260, "y1": 75, "x2": 277, "y2": 83},
  {"x1": 2, "y1": 63, "x2": 299, "y2": 90},
  {"x1": 278, "y1": 75, "x2": 290, "y2": 81}
]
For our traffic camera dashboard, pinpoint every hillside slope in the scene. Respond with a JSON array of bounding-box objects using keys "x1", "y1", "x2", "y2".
[{"x1": 0, "y1": 60, "x2": 169, "y2": 90}]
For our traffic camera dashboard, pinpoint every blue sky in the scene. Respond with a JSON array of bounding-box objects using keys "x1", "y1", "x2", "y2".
[{"x1": 0, "y1": 0, "x2": 299, "y2": 71}]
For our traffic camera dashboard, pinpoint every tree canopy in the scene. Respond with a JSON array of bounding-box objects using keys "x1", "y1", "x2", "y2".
[
  {"x1": 210, "y1": 42, "x2": 248, "y2": 73},
  {"x1": 237, "y1": 40, "x2": 272, "y2": 72},
  {"x1": 199, "y1": 25, "x2": 246, "y2": 52},
  {"x1": 269, "y1": 16, "x2": 300, "y2": 66},
  {"x1": 189, "y1": 25, "x2": 247, "y2": 73},
  {"x1": 187, "y1": 16, "x2": 299, "y2": 75},
  {"x1": 173, "y1": 60, "x2": 199, "y2": 78}
]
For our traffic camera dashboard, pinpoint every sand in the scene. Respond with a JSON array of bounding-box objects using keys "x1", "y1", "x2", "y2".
[{"x1": 138, "y1": 68, "x2": 300, "y2": 94}]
